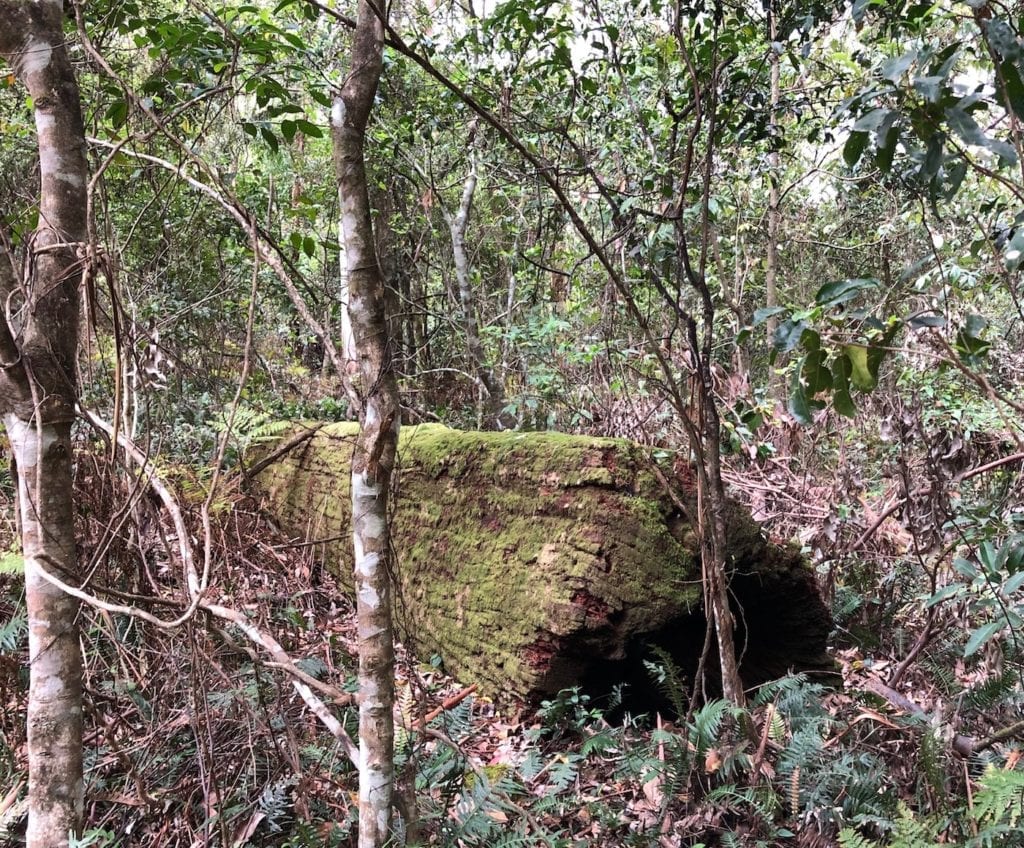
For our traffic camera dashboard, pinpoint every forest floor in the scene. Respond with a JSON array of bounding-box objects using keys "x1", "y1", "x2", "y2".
[{"x1": 1, "y1": 429, "x2": 1022, "y2": 846}]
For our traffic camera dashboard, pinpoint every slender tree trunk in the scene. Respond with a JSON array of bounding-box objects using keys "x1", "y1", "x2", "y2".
[
  {"x1": 445, "y1": 153, "x2": 510, "y2": 428},
  {"x1": 411, "y1": 136, "x2": 509, "y2": 428},
  {"x1": 5, "y1": 418, "x2": 83, "y2": 845},
  {"x1": 0, "y1": 2, "x2": 89, "y2": 844},
  {"x1": 765, "y1": 5, "x2": 783, "y2": 398},
  {"x1": 331, "y1": 4, "x2": 399, "y2": 846}
]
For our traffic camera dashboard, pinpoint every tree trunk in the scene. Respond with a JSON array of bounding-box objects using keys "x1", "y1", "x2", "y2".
[
  {"x1": 5, "y1": 418, "x2": 83, "y2": 846},
  {"x1": 765, "y1": 6, "x2": 783, "y2": 399},
  {"x1": 447, "y1": 155, "x2": 509, "y2": 428},
  {"x1": 331, "y1": 4, "x2": 399, "y2": 846},
  {"x1": 253, "y1": 424, "x2": 834, "y2": 701},
  {"x1": 0, "y1": 3, "x2": 89, "y2": 844}
]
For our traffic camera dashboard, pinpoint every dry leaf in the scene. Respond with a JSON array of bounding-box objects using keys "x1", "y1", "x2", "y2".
[{"x1": 643, "y1": 774, "x2": 664, "y2": 806}]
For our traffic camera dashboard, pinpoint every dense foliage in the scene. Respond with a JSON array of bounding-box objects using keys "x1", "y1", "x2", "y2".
[{"x1": 2, "y1": 0, "x2": 1024, "y2": 845}]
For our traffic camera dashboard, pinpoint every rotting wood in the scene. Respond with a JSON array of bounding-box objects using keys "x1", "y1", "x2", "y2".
[{"x1": 252, "y1": 423, "x2": 834, "y2": 702}]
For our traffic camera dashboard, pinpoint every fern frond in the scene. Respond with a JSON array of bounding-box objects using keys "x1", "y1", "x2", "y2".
[
  {"x1": 839, "y1": 828, "x2": 877, "y2": 848},
  {"x1": 972, "y1": 766, "x2": 1024, "y2": 834},
  {"x1": 690, "y1": 699, "x2": 732, "y2": 755},
  {"x1": 0, "y1": 607, "x2": 26, "y2": 652}
]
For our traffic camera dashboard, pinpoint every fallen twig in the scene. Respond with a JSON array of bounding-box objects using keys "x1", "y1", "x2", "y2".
[
  {"x1": 414, "y1": 684, "x2": 478, "y2": 728},
  {"x1": 243, "y1": 424, "x2": 323, "y2": 480},
  {"x1": 864, "y1": 677, "x2": 975, "y2": 758}
]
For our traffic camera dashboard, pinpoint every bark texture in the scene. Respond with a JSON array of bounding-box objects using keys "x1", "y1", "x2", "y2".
[
  {"x1": 331, "y1": 4, "x2": 399, "y2": 846},
  {"x1": 253, "y1": 424, "x2": 833, "y2": 701},
  {"x1": 0, "y1": 3, "x2": 88, "y2": 845}
]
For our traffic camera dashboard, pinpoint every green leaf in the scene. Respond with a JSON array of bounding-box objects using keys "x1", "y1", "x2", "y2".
[
  {"x1": 925, "y1": 583, "x2": 962, "y2": 608},
  {"x1": 832, "y1": 355, "x2": 857, "y2": 417},
  {"x1": 913, "y1": 74, "x2": 945, "y2": 103},
  {"x1": 105, "y1": 99, "x2": 128, "y2": 129},
  {"x1": 999, "y1": 61, "x2": 1024, "y2": 119},
  {"x1": 788, "y1": 363, "x2": 813, "y2": 425},
  {"x1": 852, "y1": 108, "x2": 891, "y2": 133},
  {"x1": 979, "y1": 540, "x2": 997, "y2": 573},
  {"x1": 875, "y1": 116, "x2": 898, "y2": 171},
  {"x1": 800, "y1": 328, "x2": 821, "y2": 352},
  {"x1": 921, "y1": 132, "x2": 945, "y2": 180},
  {"x1": 956, "y1": 313, "x2": 991, "y2": 362},
  {"x1": 295, "y1": 119, "x2": 323, "y2": 138},
  {"x1": 260, "y1": 125, "x2": 279, "y2": 153},
  {"x1": 965, "y1": 620, "x2": 1003, "y2": 657},
  {"x1": 844, "y1": 131, "x2": 869, "y2": 167},
  {"x1": 1002, "y1": 536, "x2": 1024, "y2": 573},
  {"x1": 802, "y1": 349, "x2": 832, "y2": 394},
  {"x1": 815, "y1": 277, "x2": 880, "y2": 308},
  {"x1": 946, "y1": 105, "x2": 1018, "y2": 163},
  {"x1": 752, "y1": 306, "x2": 786, "y2": 325},
  {"x1": 302, "y1": 236, "x2": 316, "y2": 257},
  {"x1": 281, "y1": 118, "x2": 297, "y2": 142},
  {"x1": 845, "y1": 344, "x2": 874, "y2": 390},
  {"x1": 908, "y1": 313, "x2": 945, "y2": 329},
  {"x1": 865, "y1": 321, "x2": 900, "y2": 386},
  {"x1": 1005, "y1": 228, "x2": 1024, "y2": 270},
  {"x1": 772, "y1": 319, "x2": 807, "y2": 355},
  {"x1": 881, "y1": 49, "x2": 916, "y2": 82},
  {"x1": 986, "y1": 19, "x2": 1021, "y2": 61},
  {"x1": 1003, "y1": 571, "x2": 1024, "y2": 595},
  {"x1": 953, "y1": 556, "x2": 979, "y2": 580}
]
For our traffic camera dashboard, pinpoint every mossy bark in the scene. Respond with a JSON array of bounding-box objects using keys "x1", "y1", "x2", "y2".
[{"x1": 253, "y1": 424, "x2": 832, "y2": 700}]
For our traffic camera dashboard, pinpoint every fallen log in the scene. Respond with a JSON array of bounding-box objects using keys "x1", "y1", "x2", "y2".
[{"x1": 251, "y1": 423, "x2": 832, "y2": 701}]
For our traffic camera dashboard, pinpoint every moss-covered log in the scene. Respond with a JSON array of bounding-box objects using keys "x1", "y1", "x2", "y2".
[{"x1": 252, "y1": 424, "x2": 831, "y2": 700}]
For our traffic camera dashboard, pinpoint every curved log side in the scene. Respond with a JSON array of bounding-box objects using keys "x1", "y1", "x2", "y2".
[{"x1": 251, "y1": 423, "x2": 832, "y2": 700}]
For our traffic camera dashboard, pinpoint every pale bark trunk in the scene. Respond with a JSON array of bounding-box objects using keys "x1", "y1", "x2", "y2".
[
  {"x1": 765, "y1": 9, "x2": 782, "y2": 398},
  {"x1": 337, "y1": 218, "x2": 357, "y2": 364},
  {"x1": 446, "y1": 156, "x2": 509, "y2": 428},
  {"x1": 5, "y1": 417, "x2": 83, "y2": 846},
  {"x1": 331, "y1": 4, "x2": 399, "y2": 846},
  {"x1": 0, "y1": 2, "x2": 89, "y2": 844}
]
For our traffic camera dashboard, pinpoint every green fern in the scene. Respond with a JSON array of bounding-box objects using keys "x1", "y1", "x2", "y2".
[
  {"x1": 644, "y1": 646, "x2": 689, "y2": 718},
  {"x1": 210, "y1": 406, "x2": 291, "y2": 466},
  {"x1": 839, "y1": 830, "x2": 874, "y2": 848},
  {"x1": 970, "y1": 766, "x2": 1024, "y2": 845},
  {"x1": 0, "y1": 606, "x2": 26, "y2": 652},
  {"x1": 963, "y1": 667, "x2": 1022, "y2": 713},
  {"x1": 257, "y1": 776, "x2": 295, "y2": 835},
  {"x1": 840, "y1": 802, "x2": 942, "y2": 848},
  {"x1": 917, "y1": 728, "x2": 947, "y2": 806},
  {"x1": 705, "y1": 782, "x2": 780, "y2": 823},
  {"x1": 690, "y1": 698, "x2": 734, "y2": 757}
]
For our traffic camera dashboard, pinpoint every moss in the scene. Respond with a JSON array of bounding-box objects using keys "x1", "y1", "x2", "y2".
[{"x1": 252, "y1": 423, "x2": 829, "y2": 698}]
